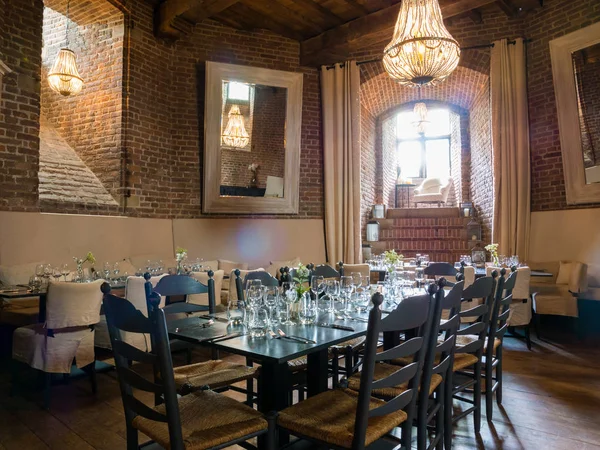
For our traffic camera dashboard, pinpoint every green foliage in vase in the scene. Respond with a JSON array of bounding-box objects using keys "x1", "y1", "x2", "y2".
[
  {"x1": 292, "y1": 263, "x2": 310, "y2": 297},
  {"x1": 383, "y1": 250, "x2": 404, "y2": 271}
]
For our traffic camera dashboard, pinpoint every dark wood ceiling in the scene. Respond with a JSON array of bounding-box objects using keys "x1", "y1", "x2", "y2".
[{"x1": 155, "y1": 0, "x2": 542, "y2": 66}]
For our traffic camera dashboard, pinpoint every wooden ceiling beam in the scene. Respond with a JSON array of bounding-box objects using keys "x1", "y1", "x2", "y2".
[
  {"x1": 343, "y1": 0, "x2": 370, "y2": 16},
  {"x1": 241, "y1": 0, "x2": 324, "y2": 36},
  {"x1": 495, "y1": 0, "x2": 518, "y2": 17},
  {"x1": 231, "y1": 2, "x2": 307, "y2": 41},
  {"x1": 288, "y1": 0, "x2": 345, "y2": 27},
  {"x1": 466, "y1": 9, "x2": 483, "y2": 23},
  {"x1": 300, "y1": 0, "x2": 498, "y2": 66},
  {"x1": 184, "y1": 0, "x2": 241, "y2": 22},
  {"x1": 155, "y1": 0, "x2": 240, "y2": 39}
]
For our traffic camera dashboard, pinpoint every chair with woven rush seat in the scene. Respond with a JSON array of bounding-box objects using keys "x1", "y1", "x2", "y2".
[
  {"x1": 277, "y1": 292, "x2": 431, "y2": 450},
  {"x1": 139, "y1": 276, "x2": 257, "y2": 402},
  {"x1": 102, "y1": 284, "x2": 276, "y2": 450},
  {"x1": 310, "y1": 263, "x2": 341, "y2": 280},
  {"x1": 445, "y1": 272, "x2": 497, "y2": 449},
  {"x1": 149, "y1": 272, "x2": 217, "y2": 364},
  {"x1": 348, "y1": 279, "x2": 464, "y2": 450}
]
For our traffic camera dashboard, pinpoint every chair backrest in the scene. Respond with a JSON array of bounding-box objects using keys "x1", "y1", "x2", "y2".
[
  {"x1": 148, "y1": 273, "x2": 215, "y2": 315},
  {"x1": 487, "y1": 268, "x2": 517, "y2": 357},
  {"x1": 424, "y1": 262, "x2": 457, "y2": 278},
  {"x1": 45, "y1": 280, "x2": 104, "y2": 329},
  {"x1": 125, "y1": 275, "x2": 167, "y2": 315},
  {"x1": 188, "y1": 270, "x2": 224, "y2": 307},
  {"x1": 102, "y1": 284, "x2": 186, "y2": 450},
  {"x1": 339, "y1": 262, "x2": 370, "y2": 278},
  {"x1": 456, "y1": 273, "x2": 497, "y2": 355},
  {"x1": 310, "y1": 263, "x2": 340, "y2": 280},
  {"x1": 352, "y1": 292, "x2": 431, "y2": 449},
  {"x1": 244, "y1": 271, "x2": 279, "y2": 288}
]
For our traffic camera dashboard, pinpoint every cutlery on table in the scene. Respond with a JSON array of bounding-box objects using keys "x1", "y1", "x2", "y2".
[
  {"x1": 174, "y1": 319, "x2": 214, "y2": 333},
  {"x1": 199, "y1": 314, "x2": 229, "y2": 323},
  {"x1": 276, "y1": 329, "x2": 316, "y2": 344},
  {"x1": 210, "y1": 332, "x2": 244, "y2": 343},
  {"x1": 267, "y1": 330, "x2": 280, "y2": 340},
  {"x1": 349, "y1": 316, "x2": 369, "y2": 323},
  {"x1": 317, "y1": 323, "x2": 354, "y2": 331}
]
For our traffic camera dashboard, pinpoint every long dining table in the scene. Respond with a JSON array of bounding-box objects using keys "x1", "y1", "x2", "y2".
[{"x1": 167, "y1": 313, "x2": 371, "y2": 446}]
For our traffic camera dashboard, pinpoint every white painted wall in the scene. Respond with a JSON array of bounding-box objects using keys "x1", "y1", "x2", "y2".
[{"x1": 0, "y1": 212, "x2": 326, "y2": 268}]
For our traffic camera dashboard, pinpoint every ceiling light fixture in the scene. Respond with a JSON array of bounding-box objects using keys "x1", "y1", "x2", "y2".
[
  {"x1": 47, "y1": 0, "x2": 83, "y2": 96},
  {"x1": 383, "y1": 0, "x2": 460, "y2": 86},
  {"x1": 222, "y1": 105, "x2": 250, "y2": 149}
]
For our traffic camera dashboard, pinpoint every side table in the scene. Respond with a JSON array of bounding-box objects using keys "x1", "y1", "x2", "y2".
[{"x1": 395, "y1": 184, "x2": 416, "y2": 208}]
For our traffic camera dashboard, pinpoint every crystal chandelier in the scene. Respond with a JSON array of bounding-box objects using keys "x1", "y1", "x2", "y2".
[
  {"x1": 412, "y1": 102, "x2": 429, "y2": 134},
  {"x1": 383, "y1": 0, "x2": 460, "y2": 86},
  {"x1": 222, "y1": 105, "x2": 250, "y2": 148},
  {"x1": 47, "y1": 0, "x2": 83, "y2": 96}
]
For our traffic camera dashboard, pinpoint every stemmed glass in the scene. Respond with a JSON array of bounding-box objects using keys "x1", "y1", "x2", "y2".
[
  {"x1": 325, "y1": 279, "x2": 340, "y2": 313},
  {"x1": 310, "y1": 276, "x2": 325, "y2": 311},
  {"x1": 61, "y1": 263, "x2": 70, "y2": 282},
  {"x1": 43, "y1": 264, "x2": 53, "y2": 287},
  {"x1": 103, "y1": 262, "x2": 112, "y2": 282},
  {"x1": 263, "y1": 286, "x2": 279, "y2": 327},
  {"x1": 35, "y1": 264, "x2": 45, "y2": 285},
  {"x1": 52, "y1": 267, "x2": 62, "y2": 283},
  {"x1": 113, "y1": 262, "x2": 120, "y2": 284},
  {"x1": 280, "y1": 281, "x2": 296, "y2": 325},
  {"x1": 340, "y1": 276, "x2": 354, "y2": 316}
]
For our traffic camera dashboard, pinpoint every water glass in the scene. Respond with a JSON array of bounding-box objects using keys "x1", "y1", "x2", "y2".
[
  {"x1": 299, "y1": 292, "x2": 317, "y2": 324},
  {"x1": 325, "y1": 279, "x2": 340, "y2": 313},
  {"x1": 61, "y1": 263, "x2": 70, "y2": 281},
  {"x1": 29, "y1": 275, "x2": 42, "y2": 292},
  {"x1": 340, "y1": 276, "x2": 354, "y2": 313},
  {"x1": 227, "y1": 298, "x2": 246, "y2": 325},
  {"x1": 263, "y1": 286, "x2": 280, "y2": 326},
  {"x1": 281, "y1": 282, "x2": 297, "y2": 325},
  {"x1": 246, "y1": 284, "x2": 263, "y2": 308},
  {"x1": 248, "y1": 307, "x2": 269, "y2": 337},
  {"x1": 52, "y1": 267, "x2": 62, "y2": 283}
]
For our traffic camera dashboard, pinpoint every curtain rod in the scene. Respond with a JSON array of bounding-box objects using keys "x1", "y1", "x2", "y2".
[{"x1": 325, "y1": 38, "x2": 532, "y2": 69}]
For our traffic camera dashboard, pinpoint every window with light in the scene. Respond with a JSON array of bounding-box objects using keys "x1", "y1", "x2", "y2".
[{"x1": 396, "y1": 107, "x2": 451, "y2": 179}]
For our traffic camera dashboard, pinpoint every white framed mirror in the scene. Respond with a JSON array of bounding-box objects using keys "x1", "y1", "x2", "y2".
[
  {"x1": 203, "y1": 61, "x2": 303, "y2": 214},
  {"x1": 550, "y1": 21, "x2": 600, "y2": 204}
]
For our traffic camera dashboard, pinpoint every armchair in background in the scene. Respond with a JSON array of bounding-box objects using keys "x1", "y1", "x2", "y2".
[{"x1": 413, "y1": 177, "x2": 453, "y2": 207}]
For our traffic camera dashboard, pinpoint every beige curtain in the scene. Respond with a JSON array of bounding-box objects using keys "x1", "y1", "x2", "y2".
[
  {"x1": 491, "y1": 38, "x2": 530, "y2": 260},
  {"x1": 321, "y1": 62, "x2": 361, "y2": 264}
]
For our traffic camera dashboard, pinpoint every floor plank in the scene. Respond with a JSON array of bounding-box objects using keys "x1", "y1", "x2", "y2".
[{"x1": 1, "y1": 334, "x2": 599, "y2": 449}]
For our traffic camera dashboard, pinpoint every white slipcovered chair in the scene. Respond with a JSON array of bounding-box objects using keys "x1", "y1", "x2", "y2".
[
  {"x1": 413, "y1": 177, "x2": 453, "y2": 207},
  {"x1": 12, "y1": 280, "x2": 104, "y2": 408},
  {"x1": 530, "y1": 260, "x2": 587, "y2": 338},
  {"x1": 95, "y1": 274, "x2": 167, "y2": 351},
  {"x1": 339, "y1": 263, "x2": 370, "y2": 278}
]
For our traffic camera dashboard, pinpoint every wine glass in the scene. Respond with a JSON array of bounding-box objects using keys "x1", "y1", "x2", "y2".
[
  {"x1": 52, "y1": 267, "x2": 62, "y2": 283},
  {"x1": 340, "y1": 276, "x2": 354, "y2": 315},
  {"x1": 281, "y1": 282, "x2": 297, "y2": 325},
  {"x1": 325, "y1": 279, "x2": 340, "y2": 313},
  {"x1": 35, "y1": 264, "x2": 45, "y2": 280},
  {"x1": 299, "y1": 293, "x2": 317, "y2": 324},
  {"x1": 113, "y1": 262, "x2": 120, "y2": 284},
  {"x1": 103, "y1": 262, "x2": 112, "y2": 282},
  {"x1": 43, "y1": 264, "x2": 53, "y2": 287},
  {"x1": 61, "y1": 263, "x2": 70, "y2": 282},
  {"x1": 310, "y1": 275, "x2": 325, "y2": 308},
  {"x1": 263, "y1": 286, "x2": 279, "y2": 327}
]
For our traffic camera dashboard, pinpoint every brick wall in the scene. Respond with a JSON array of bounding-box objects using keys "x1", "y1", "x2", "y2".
[
  {"x1": 0, "y1": 0, "x2": 42, "y2": 212},
  {"x1": 360, "y1": 104, "x2": 376, "y2": 239},
  {"x1": 0, "y1": 0, "x2": 323, "y2": 219},
  {"x1": 526, "y1": 0, "x2": 600, "y2": 210},
  {"x1": 380, "y1": 116, "x2": 397, "y2": 208},
  {"x1": 40, "y1": 5, "x2": 124, "y2": 203},
  {"x1": 220, "y1": 85, "x2": 286, "y2": 188},
  {"x1": 469, "y1": 81, "x2": 493, "y2": 243}
]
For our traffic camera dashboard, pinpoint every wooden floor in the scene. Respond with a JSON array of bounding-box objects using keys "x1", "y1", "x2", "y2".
[{"x1": 1, "y1": 333, "x2": 600, "y2": 450}]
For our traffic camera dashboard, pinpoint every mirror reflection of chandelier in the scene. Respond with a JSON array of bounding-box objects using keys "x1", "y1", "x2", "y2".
[
  {"x1": 47, "y1": 0, "x2": 83, "y2": 96},
  {"x1": 222, "y1": 104, "x2": 250, "y2": 148},
  {"x1": 383, "y1": 0, "x2": 460, "y2": 86},
  {"x1": 412, "y1": 102, "x2": 429, "y2": 134}
]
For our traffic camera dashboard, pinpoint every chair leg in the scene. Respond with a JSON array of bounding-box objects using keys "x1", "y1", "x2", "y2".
[
  {"x1": 44, "y1": 372, "x2": 52, "y2": 410},
  {"x1": 89, "y1": 360, "x2": 97, "y2": 395},
  {"x1": 525, "y1": 325, "x2": 532, "y2": 351},
  {"x1": 473, "y1": 360, "x2": 482, "y2": 433},
  {"x1": 443, "y1": 373, "x2": 453, "y2": 450},
  {"x1": 126, "y1": 424, "x2": 138, "y2": 450},
  {"x1": 343, "y1": 347, "x2": 353, "y2": 377},
  {"x1": 496, "y1": 348, "x2": 503, "y2": 406},
  {"x1": 417, "y1": 392, "x2": 428, "y2": 450},
  {"x1": 435, "y1": 383, "x2": 444, "y2": 450},
  {"x1": 485, "y1": 357, "x2": 494, "y2": 421},
  {"x1": 10, "y1": 359, "x2": 20, "y2": 397},
  {"x1": 534, "y1": 313, "x2": 541, "y2": 340},
  {"x1": 246, "y1": 358, "x2": 254, "y2": 405}
]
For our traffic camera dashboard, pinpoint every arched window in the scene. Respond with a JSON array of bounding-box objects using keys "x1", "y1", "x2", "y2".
[{"x1": 396, "y1": 107, "x2": 451, "y2": 179}]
